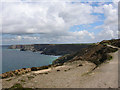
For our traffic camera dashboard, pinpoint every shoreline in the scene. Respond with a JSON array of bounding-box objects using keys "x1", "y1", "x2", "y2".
[
  {"x1": 0, "y1": 61, "x2": 64, "y2": 79},
  {"x1": 2, "y1": 47, "x2": 61, "y2": 75}
]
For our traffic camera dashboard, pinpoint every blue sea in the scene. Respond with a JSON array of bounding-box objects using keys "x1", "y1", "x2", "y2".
[{"x1": 2, "y1": 46, "x2": 59, "y2": 73}]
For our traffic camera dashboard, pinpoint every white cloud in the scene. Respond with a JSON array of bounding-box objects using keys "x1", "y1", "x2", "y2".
[
  {"x1": 16, "y1": 36, "x2": 22, "y2": 40},
  {"x1": 93, "y1": 6, "x2": 104, "y2": 13},
  {"x1": 2, "y1": 30, "x2": 95, "y2": 44},
  {"x1": 2, "y1": 2, "x2": 97, "y2": 34},
  {"x1": 93, "y1": 2, "x2": 118, "y2": 41},
  {"x1": 1, "y1": 1, "x2": 119, "y2": 44}
]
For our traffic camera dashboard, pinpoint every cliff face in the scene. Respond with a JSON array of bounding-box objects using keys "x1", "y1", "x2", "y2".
[
  {"x1": 9, "y1": 44, "x2": 91, "y2": 55},
  {"x1": 9, "y1": 45, "x2": 34, "y2": 50}
]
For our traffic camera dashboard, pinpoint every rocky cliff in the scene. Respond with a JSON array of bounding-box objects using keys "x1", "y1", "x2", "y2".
[{"x1": 9, "y1": 44, "x2": 91, "y2": 55}]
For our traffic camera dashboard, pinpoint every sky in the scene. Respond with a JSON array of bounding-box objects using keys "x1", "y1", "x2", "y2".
[{"x1": 0, "y1": 0, "x2": 119, "y2": 45}]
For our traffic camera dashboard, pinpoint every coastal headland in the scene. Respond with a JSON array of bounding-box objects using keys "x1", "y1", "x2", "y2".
[{"x1": 1, "y1": 39, "x2": 120, "y2": 88}]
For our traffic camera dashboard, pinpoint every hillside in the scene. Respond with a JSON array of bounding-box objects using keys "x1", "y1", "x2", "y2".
[{"x1": 52, "y1": 44, "x2": 118, "y2": 66}]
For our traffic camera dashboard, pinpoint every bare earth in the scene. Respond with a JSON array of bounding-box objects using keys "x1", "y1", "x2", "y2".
[{"x1": 2, "y1": 46, "x2": 119, "y2": 88}]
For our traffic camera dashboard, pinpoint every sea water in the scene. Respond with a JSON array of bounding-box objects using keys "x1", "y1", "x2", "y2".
[{"x1": 2, "y1": 46, "x2": 59, "y2": 73}]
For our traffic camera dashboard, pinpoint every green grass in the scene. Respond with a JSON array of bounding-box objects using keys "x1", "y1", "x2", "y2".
[
  {"x1": 108, "y1": 55, "x2": 113, "y2": 60},
  {"x1": 6, "y1": 78, "x2": 12, "y2": 81},
  {"x1": 20, "y1": 79, "x2": 26, "y2": 82},
  {"x1": 27, "y1": 76, "x2": 34, "y2": 80},
  {"x1": 103, "y1": 43, "x2": 109, "y2": 45},
  {"x1": 10, "y1": 83, "x2": 23, "y2": 89},
  {"x1": 9, "y1": 83, "x2": 33, "y2": 90}
]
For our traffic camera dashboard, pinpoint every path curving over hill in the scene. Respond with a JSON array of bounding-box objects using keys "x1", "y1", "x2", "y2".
[{"x1": 79, "y1": 45, "x2": 119, "y2": 88}]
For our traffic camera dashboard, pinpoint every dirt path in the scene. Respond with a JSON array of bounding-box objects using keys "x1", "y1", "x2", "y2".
[{"x1": 79, "y1": 48, "x2": 119, "y2": 88}]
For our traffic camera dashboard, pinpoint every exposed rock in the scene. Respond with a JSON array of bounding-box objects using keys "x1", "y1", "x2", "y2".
[
  {"x1": 57, "y1": 70, "x2": 60, "y2": 72},
  {"x1": 20, "y1": 48, "x2": 26, "y2": 51},
  {"x1": 78, "y1": 64, "x2": 83, "y2": 67},
  {"x1": 31, "y1": 67, "x2": 38, "y2": 71},
  {"x1": 1, "y1": 68, "x2": 31, "y2": 79}
]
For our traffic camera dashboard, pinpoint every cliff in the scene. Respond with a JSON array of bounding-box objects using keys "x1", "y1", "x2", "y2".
[{"x1": 9, "y1": 44, "x2": 91, "y2": 55}]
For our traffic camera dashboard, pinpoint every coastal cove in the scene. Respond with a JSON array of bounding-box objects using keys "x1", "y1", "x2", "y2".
[{"x1": 2, "y1": 46, "x2": 59, "y2": 73}]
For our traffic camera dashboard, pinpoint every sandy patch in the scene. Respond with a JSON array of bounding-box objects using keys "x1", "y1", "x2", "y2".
[
  {"x1": 33, "y1": 66, "x2": 67, "y2": 74},
  {"x1": 33, "y1": 68, "x2": 51, "y2": 74},
  {"x1": 54, "y1": 66, "x2": 66, "y2": 69}
]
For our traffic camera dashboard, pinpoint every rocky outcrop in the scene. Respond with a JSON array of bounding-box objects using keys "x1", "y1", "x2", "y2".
[{"x1": 31, "y1": 65, "x2": 51, "y2": 71}]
